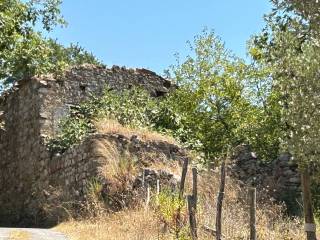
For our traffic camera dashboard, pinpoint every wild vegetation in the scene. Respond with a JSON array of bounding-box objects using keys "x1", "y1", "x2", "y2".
[
  {"x1": 53, "y1": 157, "x2": 311, "y2": 240},
  {"x1": 2, "y1": 0, "x2": 320, "y2": 239},
  {"x1": 48, "y1": 31, "x2": 280, "y2": 162}
]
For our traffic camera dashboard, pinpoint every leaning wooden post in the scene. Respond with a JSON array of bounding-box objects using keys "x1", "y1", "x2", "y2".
[
  {"x1": 157, "y1": 179, "x2": 160, "y2": 195},
  {"x1": 188, "y1": 167, "x2": 198, "y2": 240},
  {"x1": 301, "y1": 168, "x2": 317, "y2": 240},
  {"x1": 176, "y1": 158, "x2": 189, "y2": 238},
  {"x1": 145, "y1": 183, "x2": 151, "y2": 210},
  {"x1": 249, "y1": 187, "x2": 257, "y2": 240},
  {"x1": 192, "y1": 167, "x2": 198, "y2": 210},
  {"x1": 216, "y1": 160, "x2": 226, "y2": 240},
  {"x1": 179, "y1": 158, "x2": 189, "y2": 198},
  {"x1": 154, "y1": 179, "x2": 160, "y2": 207}
]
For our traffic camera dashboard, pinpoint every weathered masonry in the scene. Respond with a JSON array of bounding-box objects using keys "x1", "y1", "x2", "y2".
[
  {"x1": 0, "y1": 64, "x2": 174, "y2": 226},
  {"x1": 0, "y1": 64, "x2": 302, "y2": 226}
]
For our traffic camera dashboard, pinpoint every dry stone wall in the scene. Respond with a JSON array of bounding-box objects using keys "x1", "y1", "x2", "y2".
[
  {"x1": 48, "y1": 133, "x2": 186, "y2": 202},
  {"x1": 0, "y1": 78, "x2": 44, "y2": 225},
  {"x1": 0, "y1": 64, "x2": 174, "y2": 226},
  {"x1": 229, "y1": 145, "x2": 301, "y2": 214},
  {"x1": 37, "y1": 64, "x2": 172, "y2": 139}
]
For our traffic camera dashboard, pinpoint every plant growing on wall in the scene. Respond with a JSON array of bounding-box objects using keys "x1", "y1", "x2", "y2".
[{"x1": 47, "y1": 87, "x2": 159, "y2": 153}]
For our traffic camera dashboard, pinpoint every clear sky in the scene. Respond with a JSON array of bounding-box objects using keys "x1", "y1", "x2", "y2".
[{"x1": 48, "y1": 0, "x2": 272, "y2": 74}]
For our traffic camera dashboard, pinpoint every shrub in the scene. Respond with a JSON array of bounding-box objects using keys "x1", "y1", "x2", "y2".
[
  {"x1": 47, "y1": 87, "x2": 160, "y2": 153},
  {"x1": 153, "y1": 189, "x2": 189, "y2": 239}
]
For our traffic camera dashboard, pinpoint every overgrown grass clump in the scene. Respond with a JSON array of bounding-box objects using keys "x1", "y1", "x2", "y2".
[{"x1": 55, "y1": 170, "x2": 309, "y2": 240}]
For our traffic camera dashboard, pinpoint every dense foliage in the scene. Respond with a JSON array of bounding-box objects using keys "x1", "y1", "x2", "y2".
[
  {"x1": 0, "y1": 0, "x2": 102, "y2": 90},
  {"x1": 167, "y1": 30, "x2": 281, "y2": 160},
  {"x1": 47, "y1": 88, "x2": 159, "y2": 153},
  {"x1": 271, "y1": 0, "x2": 320, "y2": 32},
  {"x1": 251, "y1": 0, "x2": 320, "y2": 228},
  {"x1": 251, "y1": 0, "x2": 320, "y2": 169}
]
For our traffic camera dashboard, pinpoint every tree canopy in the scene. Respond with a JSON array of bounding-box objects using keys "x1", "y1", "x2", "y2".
[
  {"x1": 250, "y1": 0, "x2": 320, "y2": 170},
  {"x1": 164, "y1": 30, "x2": 280, "y2": 160},
  {"x1": 0, "y1": 0, "x2": 102, "y2": 90}
]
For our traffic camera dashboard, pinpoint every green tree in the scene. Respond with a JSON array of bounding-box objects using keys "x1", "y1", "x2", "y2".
[
  {"x1": 163, "y1": 29, "x2": 280, "y2": 162},
  {"x1": 251, "y1": 2, "x2": 320, "y2": 238},
  {"x1": 0, "y1": 0, "x2": 102, "y2": 89},
  {"x1": 270, "y1": 0, "x2": 320, "y2": 32}
]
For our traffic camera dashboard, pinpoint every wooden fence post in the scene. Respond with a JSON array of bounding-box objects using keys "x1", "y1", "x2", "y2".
[
  {"x1": 192, "y1": 167, "x2": 198, "y2": 210},
  {"x1": 249, "y1": 187, "x2": 257, "y2": 240},
  {"x1": 188, "y1": 195, "x2": 197, "y2": 240},
  {"x1": 188, "y1": 167, "x2": 198, "y2": 240},
  {"x1": 145, "y1": 183, "x2": 150, "y2": 210},
  {"x1": 155, "y1": 179, "x2": 160, "y2": 207},
  {"x1": 142, "y1": 169, "x2": 146, "y2": 188},
  {"x1": 301, "y1": 168, "x2": 317, "y2": 240},
  {"x1": 179, "y1": 158, "x2": 189, "y2": 198},
  {"x1": 176, "y1": 158, "x2": 189, "y2": 238},
  {"x1": 216, "y1": 160, "x2": 226, "y2": 240},
  {"x1": 157, "y1": 179, "x2": 160, "y2": 195}
]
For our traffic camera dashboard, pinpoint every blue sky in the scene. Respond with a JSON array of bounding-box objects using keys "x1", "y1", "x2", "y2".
[{"x1": 49, "y1": 0, "x2": 272, "y2": 74}]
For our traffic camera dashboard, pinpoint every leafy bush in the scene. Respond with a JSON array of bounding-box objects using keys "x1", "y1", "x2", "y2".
[
  {"x1": 153, "y1": 189, "x2": 189, "y2": 239},
  {"x1": 47, "y1": 87, "x2": 161, "y2": 153}
]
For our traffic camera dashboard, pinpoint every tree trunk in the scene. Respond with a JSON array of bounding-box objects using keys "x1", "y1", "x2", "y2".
[
  {"x1": 301, "y1": 168, "x2": 317, "y2": 240},
  {"x1": 216, "y1": 160, "x2": 226, "y2": 240}
]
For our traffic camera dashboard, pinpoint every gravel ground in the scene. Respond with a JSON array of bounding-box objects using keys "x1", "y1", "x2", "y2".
[{"x1": 0, "y1": 228, "x2": 69, "y2": 240}]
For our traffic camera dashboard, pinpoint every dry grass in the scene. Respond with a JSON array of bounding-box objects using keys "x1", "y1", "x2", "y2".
[
  {"x1": 195, "y1": 173, "x2": 306, "y2": 240},
  {"x1": 88, "y1": 131, "x2": 180, "y2": 212},
  {"x1": 52, "y1": 135, "x2": 315, "y2": 240},
  {"x1": 94, "y1": 118, "x2": 177, "y2": 145},
  {"x1": 55, "y1": 209, "x2": 169, "y2": 240},
  {"x1": 8, "y1": 230, "x2": 31, "y2": 240},
  {"x1": 93, "y1": 133, "x2": 179, "y2": 188},
  {"x1": 94, "y1": 138, "x2": 132, "y2": 180},
  {"x1": 54, "y1": 170, "x2": 315, "y2": 240},
  {"x1": 92, "y1": 118, "x2": 181, "y2": 195}
]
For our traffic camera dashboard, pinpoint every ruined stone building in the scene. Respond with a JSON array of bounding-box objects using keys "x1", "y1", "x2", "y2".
[
  {"x1": 0, "y1": 64, "x2": 301, "y2": 226},
  {"x1": 0, "y1": 64, "x2": 181, "y2": 226}
]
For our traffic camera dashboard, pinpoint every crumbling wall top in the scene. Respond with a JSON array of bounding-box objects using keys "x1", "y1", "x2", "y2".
[{"x1": 0, "y1": 64, "x2": 173, "y2": 104}]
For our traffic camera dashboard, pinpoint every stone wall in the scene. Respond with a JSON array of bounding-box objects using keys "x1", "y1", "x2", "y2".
[
  {"x1": 0, "y1": 78, "x2": 44, "y2": 225},
  {"x1": 229, "y1": 145, "x2": 301, "y2": 213},
  {"x1": 48, "y1": 133, "x2": 186, "y2": 202},
  {"x1": 37, "y1": 64, "x2": 172, "y2": 139},
  {"x1": 0, "y1": 64, "x2": 174, "y2": 226}
]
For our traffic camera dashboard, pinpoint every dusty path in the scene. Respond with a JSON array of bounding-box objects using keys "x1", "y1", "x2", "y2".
[{"x1": 0, "y1": 228, "x2": 68, "y2": 240}]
